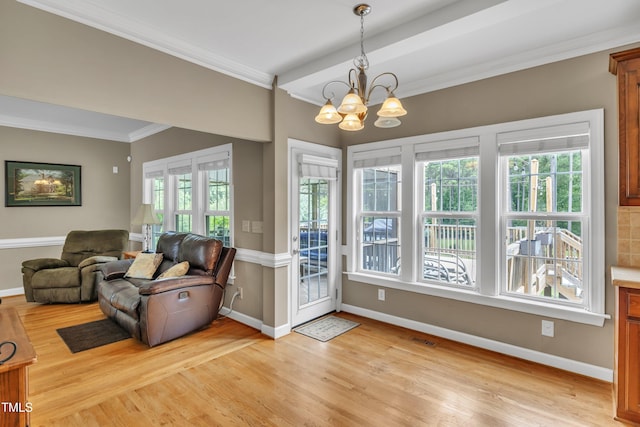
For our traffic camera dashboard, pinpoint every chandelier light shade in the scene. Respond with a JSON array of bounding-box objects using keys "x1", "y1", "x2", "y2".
[
  {"x1": 337, "y1": 88, "x2": 367, "y2": 114},
  {"x1": 314, "y1": 4, "x2": 407, "y2": 131},
  {"x1": 377, "y1": 92, "x2": 407, "y2": 117},
  {"x1": 314, "y1": 99, "x2": 342, "y2": 124},
  {"x1": 339, "y1": 113, "x2": 365, "y2": 131},
  {"x1": 374, "y1": 116, "x2": 401, "y2": 128}
]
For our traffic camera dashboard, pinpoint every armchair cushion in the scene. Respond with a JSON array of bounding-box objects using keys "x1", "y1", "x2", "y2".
[
  {"x1": 125, "y1": 253, "x2": 163, "y2": 279},
  {"x1": 78, "y1": 255, "x2": 119, "y2": 269},
  {"x1": 101, "y1": 259, "x2": 134, "y2": 281},
  {"x1": 31, "y1": 267, "x2": 80, "y2": 288},
  {"x1": 100, "y1": 280, "x2": 141, "y2": 320},
  {"x1": 22, "y1": 258, "x2": 69, "y2": 272}
]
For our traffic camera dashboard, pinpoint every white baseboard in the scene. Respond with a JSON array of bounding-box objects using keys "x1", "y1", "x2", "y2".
[
  {"x1": 261, "y1": 322, "x2": 291, "y2": 339},
  {"x1": 218, "y1": 306, "x2": 291, "y2": 339},
  {"x1": 0, "y1": 287, "x2": 24, "y2": 298},
  {"x1": 274, "y1": 323, "x2": 292, "y2": 339},
  {"x1": 218, "y1": 306, "x2": 262, "y2": 330},
  {"x1": 341, "y1": 304, "x2": 613, "y2": 382}
]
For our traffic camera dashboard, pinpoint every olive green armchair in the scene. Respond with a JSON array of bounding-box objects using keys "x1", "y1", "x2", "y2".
[{"x1": 21, "y1": 229, "x2": 129, "y2": 303}]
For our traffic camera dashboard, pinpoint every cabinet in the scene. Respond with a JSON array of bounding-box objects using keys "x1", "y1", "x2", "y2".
[
  {"x1": 610, "y1": 48, "x2": 640, "y2": 206},
  {"x1": 612, "y1": 267, "x2": 640, "y2": 424},
  {"x1": 0, "y1": 307, "x2": 36, "y2": 427}
]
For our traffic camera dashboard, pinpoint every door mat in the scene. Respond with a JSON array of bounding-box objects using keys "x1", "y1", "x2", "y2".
[
  {"x1": 57, "y1": 318, "x2": 131, "y2": 353},
  {"x1": 293, "y1": 316, "x2": 359, "y2": 342}
]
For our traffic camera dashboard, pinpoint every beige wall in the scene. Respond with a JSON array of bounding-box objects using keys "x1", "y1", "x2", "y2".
[
  {"x1": 0, "y1": 0, "x2": 628, "y2": 371},
  {"x1": 131, "y1": 127, "x2": 266, "y2": 318},
  {"x1": 130, "y1": 127, "x2": 264, "y2": 252},
  {"x1": 340, "y1": 47, "x2": 627, "y2": 369},
  {"x1": 0, "y1": 1, "x2": 332, "y2": 329},
  {"x1": 0, "y1": 126, "x2": 131, "y2": 291},
  {"x1": 0, "y1": 0, "x2": 271, "y2": 142}
]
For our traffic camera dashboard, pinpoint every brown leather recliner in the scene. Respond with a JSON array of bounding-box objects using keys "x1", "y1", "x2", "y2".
[
  {"x1": 97, "y1": 232, "x2": 236, "y2": 347},
  {"x1": 21, "y1": 229, "x2": 129, "y2": 303}
]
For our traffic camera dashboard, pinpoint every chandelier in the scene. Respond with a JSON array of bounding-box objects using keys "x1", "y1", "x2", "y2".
[{"x1": 314, "y1": 4, "x2": 407, "y2": 131}]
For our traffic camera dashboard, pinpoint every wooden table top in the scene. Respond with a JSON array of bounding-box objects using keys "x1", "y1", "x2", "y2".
[{"x1": 0, "y1": 307, "x2": 37, "y2": 373}]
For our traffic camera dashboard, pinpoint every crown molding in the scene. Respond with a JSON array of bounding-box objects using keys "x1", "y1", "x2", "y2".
[
  {"x1": 395, "y1": 21, "x2": 640, "y2": 101},
  {"x1": 128, "y1": 123, "x2": 172, "y2": 142},
  {"x1": 0, "y1": 111, "x2": 169, "y2": 143}
]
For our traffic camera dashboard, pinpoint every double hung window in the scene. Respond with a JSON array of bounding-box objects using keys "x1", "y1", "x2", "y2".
[
  {"x1": 200, "y1": 156, "x2": 231, "y2": 246},
  {"x1": 499, "y1": 123, "x2": 590, "y2": 306},
  {"x1": 417, "y1": 139, "x2": 479, "y2": 287},
  {"x1": 353, "y1": 149, "x2": 402, "y2": 276},
  {"x1": 169, "y1": 163, "x2": 193, "y2": 233},
  {"x1": 347, "y1": 110, "x2": 605, "y2": 325},
  {"x1": 142, "y1": 145, "x2": 233, "y2": 251},
  {"x1": 148, "y1": 171, "x2": 165, "y2": 248}
]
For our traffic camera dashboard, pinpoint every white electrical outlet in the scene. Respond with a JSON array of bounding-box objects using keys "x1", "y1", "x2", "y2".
[
  {"x1": 541, "y1": 320, "x2": 554, "y2": 337},
  {"x1": 238, "y1": 287, "x2": 243, "y2": 300},
  {"x1": 378, "y1": 289, "x2": 385, "y2": 301}
]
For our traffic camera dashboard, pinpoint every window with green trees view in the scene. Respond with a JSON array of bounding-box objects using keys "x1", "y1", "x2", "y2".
[
  {"x1": 348, "y1": 110, "x2": 605, "y2": 325},
  {"x1": 502, "y1": 147, "x2": 585, "y2": 304},
  {"x1": 142, "y1": 145, "x2": 233, "y2": 251},
  {"x1": 420, "y1": 148, "x2": 478, "y2": 287},
  {"x1": 205, "y1": 167, "x2": 231, "y2": 246}
]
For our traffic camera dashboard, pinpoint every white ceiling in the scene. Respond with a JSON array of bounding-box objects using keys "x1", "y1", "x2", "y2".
[{"x1": 6, "y1": 0, "x2": 640, "y2": 141}]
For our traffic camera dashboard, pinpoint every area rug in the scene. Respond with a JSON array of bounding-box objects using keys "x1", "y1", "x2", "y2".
[
  {"x1": 56, "y1": 319, "x2": 131, "y2": 353},
  {"x1": 294, "y1": 315, "x2": 359, "y2": 342}
]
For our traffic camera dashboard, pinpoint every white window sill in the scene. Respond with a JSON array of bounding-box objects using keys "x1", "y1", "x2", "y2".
[{"x1": 346, "y1": 272, "x2": 610, "y2": 327}]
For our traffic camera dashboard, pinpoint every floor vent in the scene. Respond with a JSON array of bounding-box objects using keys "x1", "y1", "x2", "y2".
[{"x1": 412, "y1": 337, "x2": 437, "y2": 347}]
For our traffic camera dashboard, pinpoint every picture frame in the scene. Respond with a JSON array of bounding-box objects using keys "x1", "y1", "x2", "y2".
[{"x1": 5, "y1": 161, "x2": 81, "y2": 207}]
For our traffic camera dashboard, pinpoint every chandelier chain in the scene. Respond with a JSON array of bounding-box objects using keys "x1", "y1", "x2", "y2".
[
  {"x1": 356, "y1": 9, "x2": 369, "y2": 70},
  {"x1": 314, "y1": 4, "x2": 406, "y2": 131}
]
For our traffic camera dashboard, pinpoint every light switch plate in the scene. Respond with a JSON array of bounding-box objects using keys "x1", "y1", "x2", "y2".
[
  {"x1": 541, "y1": 320, "x2": 554, "y2": 337},
  {"x1": 251, "y1": 221, "x2": 263, "y2": 233}
]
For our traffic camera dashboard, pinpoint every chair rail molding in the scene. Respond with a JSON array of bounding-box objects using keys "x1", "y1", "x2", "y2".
[{"x1": 0, "y1": 236, "x2": 291, "y2": 270}]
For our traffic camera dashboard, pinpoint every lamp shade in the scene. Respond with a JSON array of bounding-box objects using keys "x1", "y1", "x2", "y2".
[
  {"x1": 133, "y1": 204, "x2": 162, "y2": 225},
  {"x1": 337, "y1": 89, "x2": 367, "y2": 114},
  {"x1": 374, "y1": 116, "x2": 401, "y2": 128},
  {"x1": 376, "y1": 94, "x2": 407, "y2": 117},
  {"x1": 339, "y1": 113, "x2": 364, "y2": 131},
  {"x1": 315, "y1": 100, "x2": 343, "y2": 124}
]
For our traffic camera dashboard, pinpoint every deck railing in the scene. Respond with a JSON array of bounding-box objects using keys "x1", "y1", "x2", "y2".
[{"x1": 424, "y1": 223, "x2": 582, "y2": 280}]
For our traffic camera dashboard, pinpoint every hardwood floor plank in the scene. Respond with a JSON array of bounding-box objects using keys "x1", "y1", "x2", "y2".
[{"x1": 0, "y1": 296, "x2": 627, "y2": 426}]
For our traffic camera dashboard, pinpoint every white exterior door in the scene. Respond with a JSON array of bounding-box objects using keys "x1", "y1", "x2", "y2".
[{"x1": 290, "y1": 141, "x2": 341, "y2": 327}]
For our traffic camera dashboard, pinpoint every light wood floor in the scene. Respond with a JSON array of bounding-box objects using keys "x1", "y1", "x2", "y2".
[{"x1": 1, "y1": 296, "x2": 627, "y2": 426}]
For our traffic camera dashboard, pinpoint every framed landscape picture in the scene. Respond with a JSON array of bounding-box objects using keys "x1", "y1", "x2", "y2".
[{"x1": 5, "y1": 161, "x2": 81, "y2": 206}]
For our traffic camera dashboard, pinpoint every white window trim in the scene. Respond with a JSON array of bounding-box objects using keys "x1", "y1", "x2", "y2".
[
  {"x1": 346, "y1": 109, "x2": 608, "y2": 327},
  {"x1": 416, "y1": 137, "x2": 480, "y2": 290},
  {"x1": 142, "y1": 144, "x2": 233, "y2": 245}
]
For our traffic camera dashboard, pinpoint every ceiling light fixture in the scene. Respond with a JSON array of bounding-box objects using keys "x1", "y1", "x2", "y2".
[{"x1": 315, "y1": 4, "x2": 407, "y2": 131}]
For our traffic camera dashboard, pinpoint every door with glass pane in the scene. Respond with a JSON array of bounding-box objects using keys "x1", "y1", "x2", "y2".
[{"x1": 291, "y1": 145, "x2": 340, "y2": 327}]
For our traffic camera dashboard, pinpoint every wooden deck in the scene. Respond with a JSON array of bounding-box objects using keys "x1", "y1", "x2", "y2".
[{"x1": 1, "y1": 296, "x2": 625, "y2": 426}]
